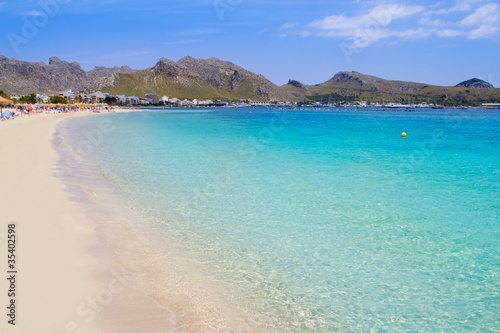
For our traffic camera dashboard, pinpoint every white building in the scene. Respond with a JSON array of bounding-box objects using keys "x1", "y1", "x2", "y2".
[
  {"x1": 197, "y1": 99, "x2": 213, "y2": 106},
  {"x1": 36, "y1": 94, "x2": 49, "y2": 103},
  {"x1": 128, "y1": 96, "x2": 139, "y2": 105},
  {"x1": 59, "y1": 89, "x2": 75, "y2": 102},
  {"x1": 116, "y1": 95, "x2": 128, "y2": 104},
  {"x1": 89, "y1": 91, "x2": 107, "y2": 103},
  {"x1": 250, "y1": 101, "x2": 271, "y2": 107}
]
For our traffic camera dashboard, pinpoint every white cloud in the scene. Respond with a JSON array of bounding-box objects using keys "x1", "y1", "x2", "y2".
[
  {"x1": 308, "y1": 3, "x2": 425, "y2": 47},
  {"x1": 301, "y1": 1, "x2": 499, "y2": 47},
  {"x1": 22, "y1": 10, "x2": 44, "y2": 16},
  {"x1": 460, "y1": 3, "x2": 499, "y2": 25},
  {"x1": 420, "y1": 17, "x2": 444, "y2": 26},
  {"x1": 281, "y1": 22, "x2": 298, "y2": 30},
  {"x1": 310, "y1": 4, "x2": 424, "y2": 31},
  {"x1": 426, "y1": 0, "x2": 483, "y2": 15},
  {"x1": 458, "y1": 3, "x2": 500, "y2": 39},
  {"x1": 392, "y1": 28, "x2": 435, "y2": 39},
  {"x1": 453, "y1": 0, "x2": 481, "y2": 11},
  {"x1": 468, "y1": 24, "x2": 500, "y2": 38},
  {"x1": 350, "y1": 28, "x2": 391, "y2": 48},
  {"x1": 376, "y1": 4, "x2": 426, "y2": 21},
  {"x1": 436, "y1": 29, "x2": 464, "y2": 36}
]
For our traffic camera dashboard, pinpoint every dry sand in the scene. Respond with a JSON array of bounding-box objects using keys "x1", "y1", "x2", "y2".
[{"x1": 0, "y1": 111, "x2": 174, "y2": 332}]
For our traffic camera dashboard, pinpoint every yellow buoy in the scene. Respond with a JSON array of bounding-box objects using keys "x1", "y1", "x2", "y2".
[{"x1": 401, "y1": 132, "x2": 407, "y2": 138}]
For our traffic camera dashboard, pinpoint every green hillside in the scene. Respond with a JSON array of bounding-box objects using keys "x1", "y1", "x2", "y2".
[
  {"x1": 102, "y1": 57, "x2": 295, "y2": 101},
  {"x1": 102, "y1": 71, "x2": 223, "y2": 100},
  {"x1": 282, "y1": 72, "x2": 500, "y2": 106}
]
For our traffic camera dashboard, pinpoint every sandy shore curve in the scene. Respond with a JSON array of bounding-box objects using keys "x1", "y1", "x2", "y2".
[{"x1": 0, "y1": 111, "x2": 174, "y2": 333}]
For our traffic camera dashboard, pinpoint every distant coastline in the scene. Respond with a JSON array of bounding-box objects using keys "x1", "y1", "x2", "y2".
[{"x1": 1, "y1": 55, "x2": 499, "y2": 107}]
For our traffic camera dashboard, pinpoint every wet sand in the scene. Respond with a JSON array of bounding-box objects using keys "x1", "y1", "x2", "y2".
[{"x1": 0, "y1": 111, "x2": 175, "y2": 332}]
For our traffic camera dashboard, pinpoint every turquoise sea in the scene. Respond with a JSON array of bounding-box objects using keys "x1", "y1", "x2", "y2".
[{"x1": 60, "y1": 108, "x2": 499, "y2": 332}]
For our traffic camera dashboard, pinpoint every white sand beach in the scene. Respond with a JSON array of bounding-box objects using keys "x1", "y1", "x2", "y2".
[{"x1": 0, "y1": 111, "x2": 174, "y2": 332}]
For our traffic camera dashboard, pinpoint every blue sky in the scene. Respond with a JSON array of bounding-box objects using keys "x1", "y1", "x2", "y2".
[{"x1": 0, "y1": 0, "x2": 499, "y2": 87}]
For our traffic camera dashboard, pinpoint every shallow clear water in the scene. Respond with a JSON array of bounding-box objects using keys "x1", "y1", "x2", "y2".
[{"x1": 63, "y1": 108, "x2": 499, "y2": 331}]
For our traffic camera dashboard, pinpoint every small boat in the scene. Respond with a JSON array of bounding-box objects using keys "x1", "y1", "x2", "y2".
[{"x1": 387, "y1": 103, "x2": 402, "y2": 109}]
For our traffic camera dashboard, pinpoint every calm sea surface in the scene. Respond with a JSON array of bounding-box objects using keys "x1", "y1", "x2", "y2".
[{"x1": 62, "y1": 108, "x2": 499, "y2": 331}]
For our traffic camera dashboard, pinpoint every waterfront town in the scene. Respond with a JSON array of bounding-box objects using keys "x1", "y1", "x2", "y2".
[
  {"x1": 3, "y1": 89, "x2": 499, "y2": 110},
  {"x1": 7, "y1": 89, "x2": 220, "y2": 107},
  {"x1": 0, "y1": 89, "x2": 439, "y2": 109},
  {"x1": 3, "y1": 89, "x2": 300, "y2": 108}
]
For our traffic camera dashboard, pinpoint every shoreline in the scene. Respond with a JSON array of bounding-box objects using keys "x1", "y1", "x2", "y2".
[
  {"x1": 0, "y1": 111, "x2": 176, "y2": 332},
  {"x1": 3, "y1": 108, "x2": 496, "y2": 331},
  {"x1": 57, "y1": 111, "x2": 259, "y2": 331}
]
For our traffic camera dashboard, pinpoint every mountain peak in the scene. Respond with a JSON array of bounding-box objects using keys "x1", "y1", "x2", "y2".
[
  {"x1": 178, "y1": 55, "x2": 195, "y2": 63},
  {"x1": 154, "y1": 57, "x2": 182, "y2": 76},
  {"x1": 110, "y1": 56, "x2": 292, "y2": 101},
  {"x1": 177, "y1": 56, "x2": 233, "y2": 68},
  {"x1": 455, "y1": 78, "x2": 494, "y2": 89},
  {"x1": 49, "y1": 56, "x2": 62, "y2": 65},
  {"x1": 120, "y1": 65, "x2": 133, "y2": 72},
  {"x1": 207, "y1": 56, "x2": 226, "y2": 64},
  {"x1": 330, "y1": 71, "x2": 367, "y2": 86},
  {"x1": 287, "y1": 79, "x2": 308, "y2": 90}
]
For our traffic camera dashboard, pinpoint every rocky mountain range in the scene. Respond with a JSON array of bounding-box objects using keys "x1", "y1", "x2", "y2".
[
  {"x1": 282, "y1": 71, "x2": 499, "y2": 105},
  {"x1": 0, "y1": 56, "x2": 134, "y2": 94},
  {"x1": 0, "y1": 55, "x2": 498, "y2": 105},
  {"x1": 103, "y1": 56, "x2": 293, "y2": 101}
]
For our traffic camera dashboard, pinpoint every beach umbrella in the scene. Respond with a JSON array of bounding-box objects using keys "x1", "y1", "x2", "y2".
[
  {"x1": 0, "y1": 96, "x2": 14, "y2": 118},
  {"x1": 2, "y1": 110, "x2": 13, "y2": 119}
]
